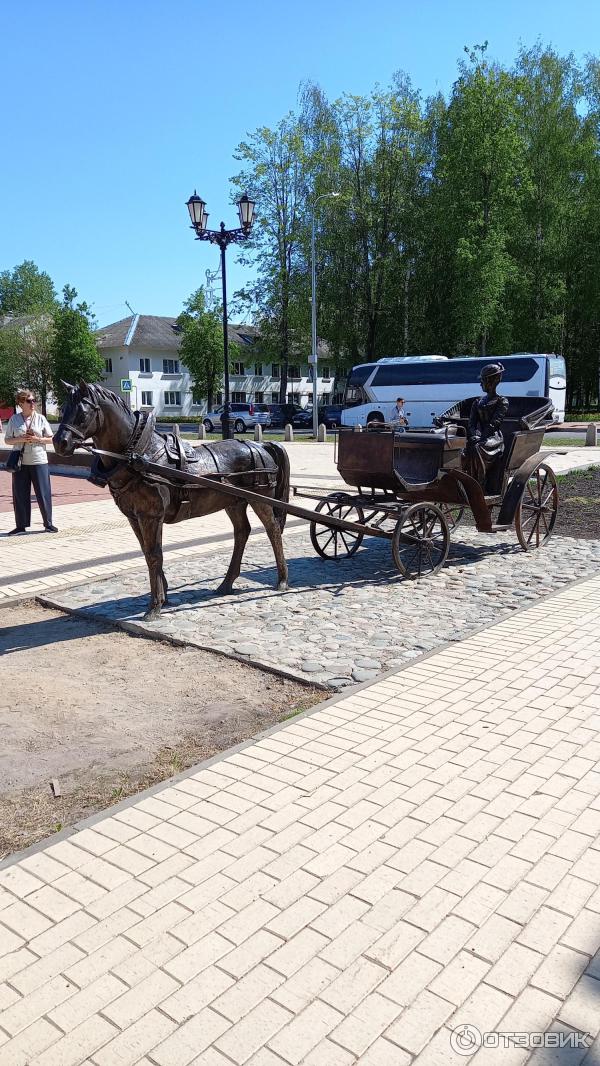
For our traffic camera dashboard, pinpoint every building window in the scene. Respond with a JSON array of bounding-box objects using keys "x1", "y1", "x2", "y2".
[
  {"x1": 287, "y1": 392, "x2": 301, "y2": 404},
  {"x1": 321, "y1": 366, "x2": 331, "y2": 380},
  {"x1": 254, "y1": 363, "x2": 263, "y2": 376},
  {"x1": 163, "y1": 359, "x2": 180, "y2": 374},
  {"x1": 288, "y1": 365, "x2": 301, "y2": 380},
  {"x1": 232, "y1": 361, "x2": 245, "y2": 375},
  {"x1": 164, "y1": 391, "x2": 181, "y2": 406},
  {"x1": 139, "y1": 357, "x2": 151, "y2": 373},
  {"x1": 191, "y1": 390, "x2": 204, "y2": 405},
  {"x1": 270, "y1": 392, "x2": 279, "y2": 404},
  {"x1": 104, "y1": 358, "x2": 113, "y2": 373},
  {"x1": 232, "y1": 391, "x2": 246, "y2": 403},
  {"x1": 254, "y1": 391, "x2": 264, "y2": 403},
  {"x1": 141, "y1": 391, "x2": 153, "y2": 406},
  {"x1": 271, "y1": 364, "x2": 280, "y2": 379}
]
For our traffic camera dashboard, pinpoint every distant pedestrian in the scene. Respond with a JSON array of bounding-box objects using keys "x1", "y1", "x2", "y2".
[
  {"x1": 5, "y1": 389, "x2": 57, "y2": 534},
  {"x1": 390, "y1": 397, "x2": 409, "y2": 431}
]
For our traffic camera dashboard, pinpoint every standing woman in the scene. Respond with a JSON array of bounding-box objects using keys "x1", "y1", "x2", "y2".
[{"x1": 5, "y1": 389, "x2": 58, "y2": 534}]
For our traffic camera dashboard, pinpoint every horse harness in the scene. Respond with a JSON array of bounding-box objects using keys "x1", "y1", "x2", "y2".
[{"x1": 86, "y1": 408, "x2": 278, "y2": 515}]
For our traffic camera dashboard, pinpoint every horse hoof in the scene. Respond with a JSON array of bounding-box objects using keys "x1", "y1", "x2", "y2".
[
  {"x1": 216, "y1": 584, "x2": 234, "y2": 595},
  {"x1": 143, "y1": 607, "x2": 161, "y2": 621},
  {"x1": 277, "y1": 581, "x2": 289, "y2": 592}
]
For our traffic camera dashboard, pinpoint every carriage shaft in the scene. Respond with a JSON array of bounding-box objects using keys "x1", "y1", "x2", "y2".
[{"x1": 134, "y1": 459, "x2": 392, "y2": 541}]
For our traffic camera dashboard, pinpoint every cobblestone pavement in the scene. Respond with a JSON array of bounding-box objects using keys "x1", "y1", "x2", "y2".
[
  {"x1": 43, "y1": 527, "x2": 600, "y2": 688},
  {"x1": 2, "y1": 442, "x2": 600, "y2": 604},
  {"x1": 2, "y1": 574, "x2": 600, "y2": 1064}
]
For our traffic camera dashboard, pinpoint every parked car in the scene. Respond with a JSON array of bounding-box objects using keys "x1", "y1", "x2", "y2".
[
  {"x1": 318, "y1": 403, "x2": 344, "y2": 428},
  {"x1": 266, "y1": 403, "x2": 313, "y2": 429},
  {"x1": 203, "y1": 402, "x2": 271, "y2": 433}
]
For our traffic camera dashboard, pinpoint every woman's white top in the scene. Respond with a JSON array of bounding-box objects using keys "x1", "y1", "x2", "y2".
[{"x1": 6, "y1": 411, "x2": 53, "y2": 465}]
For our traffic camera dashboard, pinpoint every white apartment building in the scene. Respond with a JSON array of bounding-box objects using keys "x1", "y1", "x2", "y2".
[{"x1": 95, "y1": 315, "x2": 337, "y2": 416}]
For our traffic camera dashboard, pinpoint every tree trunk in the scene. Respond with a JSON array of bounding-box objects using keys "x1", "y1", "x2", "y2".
[{"x1": 403, "y1": 266, "x2": 410, "y2": 356}]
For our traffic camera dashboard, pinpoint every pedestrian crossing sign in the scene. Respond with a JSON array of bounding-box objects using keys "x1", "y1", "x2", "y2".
[{"x1": 120, "y1": 379, "x2": 132, "y2": 393}]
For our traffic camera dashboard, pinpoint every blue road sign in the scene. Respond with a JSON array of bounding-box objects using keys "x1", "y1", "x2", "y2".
[{"x1": 120, "y1": 379, "x2": 132, "y2": 393}]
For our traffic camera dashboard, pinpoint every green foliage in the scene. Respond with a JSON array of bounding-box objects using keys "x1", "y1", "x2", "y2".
[
  {"x1": 0, "y1": 327, "x2": 21, "y2": 407},
  {"x1": 232, "y1": 42, "x2": 600, "y2": 407},
  {"x1": 0, "y1": 314, "x2": 55, "y2": 412},
  {"x1": 176, "y1": 288, "x2": 224, "y2": 411},
  {"x1": 51, "y1": 286, "x2": 104, "y2": 402},
  {"x1": 231, "y1": 112, "x2": 309, "y2": 401},
  {"x1": 0, "y1": 260, "x2": 57, "y2": 316}
]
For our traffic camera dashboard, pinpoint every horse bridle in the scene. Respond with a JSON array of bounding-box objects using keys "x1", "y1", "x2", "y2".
[{"x1": 60, "y1": 394, "x2": 104, "y2": 442}]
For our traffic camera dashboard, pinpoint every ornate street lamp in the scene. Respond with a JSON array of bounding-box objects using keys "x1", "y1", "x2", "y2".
[{"x1": 186, "y1": 190, "x2": 256, "y2": 439}]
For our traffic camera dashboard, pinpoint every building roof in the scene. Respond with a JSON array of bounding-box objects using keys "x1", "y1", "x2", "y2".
[
  {"x1": 95, "y1": 316, "x2": 133, "y2": 348},
  {"x1": 95, "y1": 315, "x2": 181, "y2": 352},
  {"x1": 95, "y1": 314, "x2": 330, "y2": 359}
]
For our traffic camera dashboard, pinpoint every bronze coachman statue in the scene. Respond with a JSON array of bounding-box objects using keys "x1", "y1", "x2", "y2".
[{"x1": 462, "y1": 362, "x2": 509, "y2": 489}]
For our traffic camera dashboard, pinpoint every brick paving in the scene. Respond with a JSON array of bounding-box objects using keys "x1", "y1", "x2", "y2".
[
  {"x1": 3, "y1": 440, "x2": 600, "y2": 1062},
  {"x1": 2, "y1": 575, "x2": 600, "y2": 1063}
]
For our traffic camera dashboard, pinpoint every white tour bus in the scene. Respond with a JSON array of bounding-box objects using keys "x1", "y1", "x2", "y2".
[{"x1": 340, "y1": 353, "x2": 567, "y2": 428}]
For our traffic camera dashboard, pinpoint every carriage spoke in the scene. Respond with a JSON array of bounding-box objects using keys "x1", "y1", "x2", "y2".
[
  {"x1": 310, "y1": 495, "x2": 365, "y2": 561},
  {"x1": 516, "y1": 464, "x2": 558, "y2": 552},
  {"x1": 392, "y1": 504, "x2": 449, "y2": 578}
]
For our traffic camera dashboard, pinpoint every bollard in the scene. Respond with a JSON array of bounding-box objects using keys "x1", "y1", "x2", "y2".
[
  {"x1": 317, "y1": 423, "x2": 328, "y2": 443},
  {"x1": 284, "y1": 423, "x2": 294, "y2": 442},
  {"x1": 173, "y1": 423, "x2": 180, "y2": 436},
  {"x1": 254, "y1": 424, "x2": 263, "y2": 442},
  {"x1": 197, "y1": 423, "x2": 206, "y2": 439},
  {"x1": 586, "y1": 423, "x2": 598, "y2": 447}
]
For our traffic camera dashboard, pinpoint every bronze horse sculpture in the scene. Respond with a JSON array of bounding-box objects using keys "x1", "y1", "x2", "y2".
[{"x1": 54, "y1": 381, "x2": 289, "y2": 618}]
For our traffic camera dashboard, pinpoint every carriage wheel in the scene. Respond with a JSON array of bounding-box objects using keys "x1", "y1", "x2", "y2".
[
  {"x1": 309, "y1": 494, "x2": 365, "y2": 559},
  {"x1": 392, "y1": 503, "x2": 450, "y2": 578},
  {"x1": 514, "y1": 463, "x2": 558, "y2": 551},
  {"x1": 441, "y1": 503, "x2": 465, "y2": 530}
]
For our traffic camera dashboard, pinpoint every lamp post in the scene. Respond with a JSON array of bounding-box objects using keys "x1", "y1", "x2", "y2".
[
  {"x1": 186, "y1": 191, "x2": 256, "y2": 440},
  {"x1": 311, "y1": 192, "x2": 340, "y2": 439}
]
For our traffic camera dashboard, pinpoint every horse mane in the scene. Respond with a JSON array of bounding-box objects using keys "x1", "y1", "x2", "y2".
[{"x1": 72, "y1": 382, "x2": 133, "y2": 420}]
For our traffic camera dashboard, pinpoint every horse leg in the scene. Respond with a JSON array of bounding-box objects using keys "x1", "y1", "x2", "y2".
[
  {"x1": 127, "y1": 514, "x2": 169, "y2": 605},
  {"x1": 250, "y1": 500, "x2": 289, "y2": 591},
  {"x1": 136, "y1": 515, "x2": 167, "y2": 619},
  {"x1": 217, "y1": 502, "x2": 251, "y2": 594}
]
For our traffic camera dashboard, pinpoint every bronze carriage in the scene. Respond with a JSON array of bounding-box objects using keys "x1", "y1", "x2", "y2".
[{"x1": 304, "y1": 396, "x2": 560, "y2": 578}]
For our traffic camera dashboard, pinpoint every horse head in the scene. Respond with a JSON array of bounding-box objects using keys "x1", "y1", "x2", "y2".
[{"x1": 53, "y1": 380, "x2": 103, "y2": 455}]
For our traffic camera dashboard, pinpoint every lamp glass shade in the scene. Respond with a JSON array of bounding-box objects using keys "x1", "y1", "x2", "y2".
[
  {"x1": 201, "y1": 210, "x2": 209, "y2": 230},
  {"x1": 238, "y1": 193, "x2": 256, "y2": 230},
  {"x1": 187, "y1": 192, "x2": 206, "y2": 228}
]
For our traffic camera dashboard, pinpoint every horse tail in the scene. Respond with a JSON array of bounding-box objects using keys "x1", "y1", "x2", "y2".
[{"x1": 264, "y1": 441, "x2": 290, "y2": 531}]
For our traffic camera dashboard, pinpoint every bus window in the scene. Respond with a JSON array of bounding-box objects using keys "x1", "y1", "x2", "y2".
[
  {"x1": 371, "y1": 357, "x2": 540, "y2": 387},
  {"x1": 347, "y1": 365, "x2": 373, "y2": 386}
]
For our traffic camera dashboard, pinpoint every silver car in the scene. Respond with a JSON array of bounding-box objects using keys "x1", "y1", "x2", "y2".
[{"x1": 203, "y1": 402, "x2": 271, "y2": 433}]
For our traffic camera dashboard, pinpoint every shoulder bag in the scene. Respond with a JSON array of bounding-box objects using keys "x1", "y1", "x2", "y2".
[
  {"x1": 6, "y1": 447, "x2": 24, "y2": 472},
  {"x1": 6, "y1": 414, "x2": 31, "y2": 472}
]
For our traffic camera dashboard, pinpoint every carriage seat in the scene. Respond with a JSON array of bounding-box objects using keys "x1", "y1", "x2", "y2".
[
  {"x1": 396, "y1": 426, "x2": 465, "y2": 450},
  {"x1": 161, "y1": 433, "x2": 201, "y2": 468}
]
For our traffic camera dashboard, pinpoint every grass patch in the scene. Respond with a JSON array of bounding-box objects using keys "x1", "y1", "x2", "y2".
[{"x1": 544, "y1": 437, "x2": 584, "y2": 447}]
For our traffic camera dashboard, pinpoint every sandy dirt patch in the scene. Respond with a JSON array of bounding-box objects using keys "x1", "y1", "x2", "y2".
[{"x1": 0, "y1": 602, "x2": 322, "y2": 858}]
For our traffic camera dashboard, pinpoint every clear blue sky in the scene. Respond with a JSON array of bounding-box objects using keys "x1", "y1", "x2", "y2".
[{"x1": 1, "y1": 0, "x2": 598, "y2": 327}]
